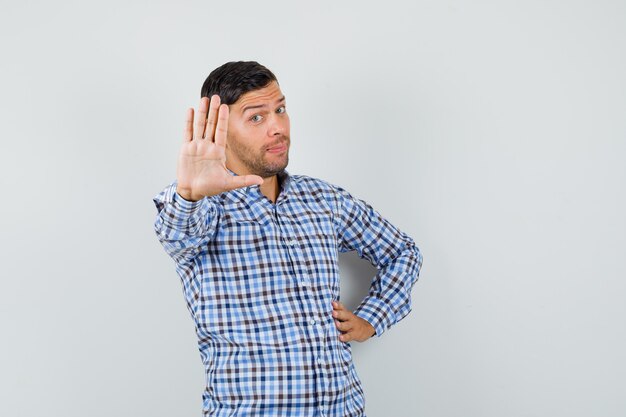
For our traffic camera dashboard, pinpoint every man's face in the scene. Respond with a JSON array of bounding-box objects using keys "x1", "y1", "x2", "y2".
[{"x1": 226, "y1": 81, "x2": 290, "y2": 178}]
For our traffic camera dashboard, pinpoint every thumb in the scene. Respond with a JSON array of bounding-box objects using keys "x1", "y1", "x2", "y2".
[{"x1": 224, "y1": 174, "x2": 264, "y2": 191}]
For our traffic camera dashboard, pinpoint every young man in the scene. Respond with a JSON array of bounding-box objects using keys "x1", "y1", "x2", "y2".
[{"x1": 153, "y1": 61, "x2": 423, "y2": 417}]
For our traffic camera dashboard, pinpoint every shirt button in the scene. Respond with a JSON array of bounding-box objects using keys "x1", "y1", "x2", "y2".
[
  {"x1": 289, "y1": 239, "x2": 297, "y2": 246},
  {"x1": 317, "y1": 357, "x2": 325, "y2": 365},
  {"x1": 309, "y1": 318, "x2": 317, "y2": 325}
]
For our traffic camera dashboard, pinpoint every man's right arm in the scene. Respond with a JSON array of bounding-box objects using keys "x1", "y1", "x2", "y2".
[
  {"x1": 152, "y1": 94, "x2": 263, "y2": 314},
  {"x1": 153, "y1": 182, "x2": 220, "y2": 268},
  {"x1": 154, "y1": 94, "x2": 262, "y2": 266}
]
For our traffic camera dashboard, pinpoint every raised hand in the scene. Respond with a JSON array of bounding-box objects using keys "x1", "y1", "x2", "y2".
[{"x1": 176, "y1": 95, "x2": 264, "y2": 201}]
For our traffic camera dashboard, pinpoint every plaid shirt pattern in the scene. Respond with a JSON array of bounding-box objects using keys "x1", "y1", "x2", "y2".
[{"x1": 153, "y1": 169, "x2": 422, "y2": 417}]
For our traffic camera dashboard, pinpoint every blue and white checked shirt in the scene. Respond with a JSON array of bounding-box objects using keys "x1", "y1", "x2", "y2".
[{"x1": 153, "y1": 169, "x2": 422, "y2": 417}]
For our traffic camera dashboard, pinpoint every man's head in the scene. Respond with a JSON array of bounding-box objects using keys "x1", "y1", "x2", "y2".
[{"x1": 201, "y1": 61, "x2": 290, "y2": 179}]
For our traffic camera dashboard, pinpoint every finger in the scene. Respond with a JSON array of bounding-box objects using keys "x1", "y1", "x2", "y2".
[
  {"x1": 339, "y1": 332, "x2": 353, "y2": 343},
  {"x1": 193, "y1": 97, "x2": 209, "y2": 140},
  {"x1": 332, "y1": 308, "x2": 352, "y2": 321},
  {"x1": 332, "y1": 301, "x2": 346, "y2": 311},
  {"x1": 214, "y1": 104, "x2": 229, "y2": 146},
  {"x1": 224, "y1": 174, "x2": 264, "y2": 191},
  {"x1": 184, "y1": 108, "x2": 193, "y2": 142},
  {"x1": 334, "y1": 319, "x2": 353, "y2": 332},
  {"x1": 204, "y1": 95, "x2": 220, "y2": 140}
]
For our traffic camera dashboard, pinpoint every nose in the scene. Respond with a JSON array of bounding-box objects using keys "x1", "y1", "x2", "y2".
[{"x1": 267, "y1": 112, "x2": 289, "y2": 137}]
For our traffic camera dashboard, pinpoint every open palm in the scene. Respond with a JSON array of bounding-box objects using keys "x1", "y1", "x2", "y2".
[{"x1": 176, "y1": 95, "x2": 263, "y2": 201}]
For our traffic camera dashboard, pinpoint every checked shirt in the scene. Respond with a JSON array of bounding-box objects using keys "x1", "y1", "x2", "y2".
[{"x1": 153, "y1": 169, "x2": 423, "y2": 417}]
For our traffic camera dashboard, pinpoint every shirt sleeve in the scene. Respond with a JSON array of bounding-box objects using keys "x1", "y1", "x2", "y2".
[
  {"x1": 153, "y1": 181, "x2": 221, "y2": 311},
  {"x1": 331, "y1": 184, "x2": 423, "y2": 337}
]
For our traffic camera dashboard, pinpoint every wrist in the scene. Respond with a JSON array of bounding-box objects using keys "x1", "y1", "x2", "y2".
[{"x1": 176, "y1": 186, "x2": 201, "y2": 202}]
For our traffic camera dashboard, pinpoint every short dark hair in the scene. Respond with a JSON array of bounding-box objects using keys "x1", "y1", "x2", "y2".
[{"x1": 200, "y1": 61, "x2": 278, "y2": 105}]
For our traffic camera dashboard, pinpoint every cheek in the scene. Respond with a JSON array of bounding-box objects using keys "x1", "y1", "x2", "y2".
[{"x1": 227, "y1": 122, "x2": 254, "y2": 143}]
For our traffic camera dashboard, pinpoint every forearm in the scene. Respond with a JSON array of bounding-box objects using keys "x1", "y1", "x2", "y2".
[
  {"x1": 354, "y1": 239, "x2": 423, "y2": 337},
  {"x1": 153, "y1": 182, "x2": 220, "y2": 266}
]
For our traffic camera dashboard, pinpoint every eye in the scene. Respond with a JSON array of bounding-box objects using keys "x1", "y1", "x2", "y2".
[
  {"x1": 250, "y1": 114, "x2": 263, "y2": 123},
  {"x1": 276, "y1": 106, "x2": 286, "y2": 114}
]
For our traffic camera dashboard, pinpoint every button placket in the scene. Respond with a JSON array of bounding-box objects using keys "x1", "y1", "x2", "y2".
[
  {"x1": 316, "y1": 339, "x2": 330, "y2": 417},
  {"x1": 274, "y1": 206, "x2": 319, "y2": 337},
  {"x1": 281, "y1": 231, "x2": 314, "y2": 290}
]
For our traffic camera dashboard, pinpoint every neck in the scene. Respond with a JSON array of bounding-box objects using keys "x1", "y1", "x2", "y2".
[{"x1": 259, "y1": 175, "x2": 280, "y2": 203}]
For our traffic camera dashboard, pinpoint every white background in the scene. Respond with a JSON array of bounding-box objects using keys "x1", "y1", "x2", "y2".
[{"x1": 1, "y1": 1, "x2": 625, "y2": 416}]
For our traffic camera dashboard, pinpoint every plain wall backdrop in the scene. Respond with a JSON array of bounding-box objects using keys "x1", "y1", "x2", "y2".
[{"x1": 1, "y1": 1, "x2": 625, "y2": 416}]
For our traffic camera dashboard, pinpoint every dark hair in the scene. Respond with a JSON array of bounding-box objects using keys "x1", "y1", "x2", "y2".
[{"x1": 200, "y1": 61, "x2": 278, "y2": 105}]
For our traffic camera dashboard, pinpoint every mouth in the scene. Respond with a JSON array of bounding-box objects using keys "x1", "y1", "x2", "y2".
[{"x1": 267, "y1": 143, "x2": 288, "y2": 153}]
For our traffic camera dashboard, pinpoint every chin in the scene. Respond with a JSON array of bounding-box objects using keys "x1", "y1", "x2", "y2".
[{"x1": 262, "y1": 161, "x2": 289, "y2": 177}]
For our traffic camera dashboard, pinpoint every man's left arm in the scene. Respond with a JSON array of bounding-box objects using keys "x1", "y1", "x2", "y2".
[{"x1": 331, "y1": 184, "x2": 423, "y2": 341}]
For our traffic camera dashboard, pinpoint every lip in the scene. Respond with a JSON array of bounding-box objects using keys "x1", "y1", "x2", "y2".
[{"x1": 267, "y1": 144, "x2": 287, "y2": 153}]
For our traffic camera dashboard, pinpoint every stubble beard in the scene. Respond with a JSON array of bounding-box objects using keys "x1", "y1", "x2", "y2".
[{"x1": 229, "y1": 136, "x2": 290, "y2": 178}]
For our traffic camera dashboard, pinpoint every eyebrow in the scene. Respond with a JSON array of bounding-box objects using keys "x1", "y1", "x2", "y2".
[{"x1": 241, "y1": 96, "x2": 286, "y2": 114}]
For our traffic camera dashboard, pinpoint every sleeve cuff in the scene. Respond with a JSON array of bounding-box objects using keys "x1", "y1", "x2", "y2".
[
  {"x1": 353, "y1": 296, "x2": 395, "y2": 338},
  {"x1": 153, "y1": 181, "x2": 219, "y2": 238},
  {"x1": 155, "y1": 181, "x2": 208, "y2": 214},
  {"x1": 172, "y1": 187, "x2": 206, "y2": 213}
]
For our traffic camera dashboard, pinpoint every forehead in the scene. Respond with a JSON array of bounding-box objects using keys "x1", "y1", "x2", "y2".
[{"x1": 233, "y1": 81, "x2": 284, "y2": 110}]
